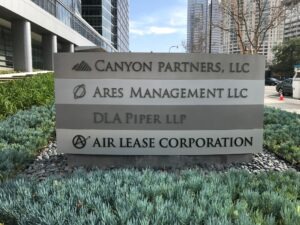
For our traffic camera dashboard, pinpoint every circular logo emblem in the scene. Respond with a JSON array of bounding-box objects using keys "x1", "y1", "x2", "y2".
[
  {"x1": 73, "y1": 84, "x2": 86, "y2": 99},
  {"x1": 72, "y1": 135, "x2": 88, "y2": 149}
]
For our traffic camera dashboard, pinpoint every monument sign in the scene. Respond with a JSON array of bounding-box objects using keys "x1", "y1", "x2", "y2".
[{"x1": 54, "y1": 53, "x2": 264, "y2": 155}]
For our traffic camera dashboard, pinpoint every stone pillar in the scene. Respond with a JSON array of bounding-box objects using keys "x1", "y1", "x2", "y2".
[
  {"x1": 42, "y1": 34, "x2": 57, "y2": 70},
  {"x1": 12, "y1": 20, "x2": 32, "y2": 72},
  {"x1": 64, "y1": 43, "x2": 74, "y2": 53}
]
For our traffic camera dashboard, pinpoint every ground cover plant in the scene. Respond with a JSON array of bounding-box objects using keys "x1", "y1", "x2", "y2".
[
  {"x1": 0, "y1": 76, "x2": 299, "y2": 224},
  {"x1": 0, "y1": 105, "x2": 55, "y2": 181},
  {"x1": 0, "y1": 73, "x2": 54, "y2": 120},
  {"x1": 0, "y1": 169, "x2": 299, "y2": 225},
  {"x1": 264, "y1": 107, "x2": 300, "y2": 167}
]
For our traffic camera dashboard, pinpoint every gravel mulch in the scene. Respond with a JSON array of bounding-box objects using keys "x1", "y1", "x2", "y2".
[{"x1": 22, "y1": 141, "x2": 299, "y2": 181}]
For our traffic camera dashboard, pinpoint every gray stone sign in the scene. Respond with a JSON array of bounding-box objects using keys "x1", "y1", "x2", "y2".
[{"x1": 54, "y1": 53, "x2": 264, "y2": 156}]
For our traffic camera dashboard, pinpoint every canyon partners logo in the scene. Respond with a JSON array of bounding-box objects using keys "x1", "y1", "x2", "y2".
[{"x1": 72, "y1": 61, "x2": 92, "y2": 71}]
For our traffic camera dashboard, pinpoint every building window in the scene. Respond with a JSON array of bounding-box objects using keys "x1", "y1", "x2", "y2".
[
  {"x1": 32, "y1": 40, "x2": 43, "y2": 70},
  {"x1": 0, "y1": 26, "x2": 13, "y2": 68}
]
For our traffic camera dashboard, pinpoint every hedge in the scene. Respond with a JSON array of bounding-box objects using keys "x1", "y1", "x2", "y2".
[
  {"x1": 264, "y1": 107, "x2": 300, "y2": 166},
  {"x1": 0, "y1": 105, "x2": 55, "y2": 181},
  {"x1": 0, "y1": 73, "x2": 54, "y2": 120},
  {"x1": 0, "y1": 70, "x2": 16, "y2": 75},
  {"x1": 0, "y1": 169, "x2": 299, "y2": 225}
]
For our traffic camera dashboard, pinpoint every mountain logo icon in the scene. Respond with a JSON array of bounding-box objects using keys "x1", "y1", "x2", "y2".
[{"x1": 72, "y1": 61, "x2": 92, "y2": 71}]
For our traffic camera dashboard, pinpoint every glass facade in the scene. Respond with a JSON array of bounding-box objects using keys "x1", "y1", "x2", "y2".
[
  {"x1": 31, "y1": 0, "x2": 116, "y2": 52},
  {"x1": 112, "y1": 0, "x2": 129, "y2": 52},
  {"x1": 32, "y1": 40, "x2": 43, "y2": 69},
  {"x1": 82, "y1": 0, "x2": 113, "y2": 43},
  {"x1": 31, "y1": 0, "x2": 56, "y2": 16},
  {"x1": 284, "y1": 0, "x2": 300, "y2": 40},
  {"x1": 102, "y1": 0, "x2": 113, "y2": 42},
  {"x1": 187, "y1": 0, "x2": 209, "y2": 53},
  {"x1": 82, "y1": 0, "x2": 129, "y2": 52},
  {"x1": 0, "y1": 26, "x2": 13, "y2": 68}
]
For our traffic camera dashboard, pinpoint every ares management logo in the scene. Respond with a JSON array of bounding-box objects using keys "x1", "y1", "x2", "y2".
[
  {"x1": 72, "y1": 61, "x2": 92, "y2": 71},
  {"x1": 73, "y1": 84, "x2": 86, "y2": 99}
]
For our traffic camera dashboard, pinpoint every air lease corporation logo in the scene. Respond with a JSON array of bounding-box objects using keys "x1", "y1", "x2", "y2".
[
  {"x1": 72, "y1": 61, "x2": 92, "y2": 71},
  {"x1": 72, "y1": 135, "x2": 90, "y2": 149}
]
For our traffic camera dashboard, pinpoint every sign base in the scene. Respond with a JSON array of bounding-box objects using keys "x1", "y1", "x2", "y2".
[{"x1": 67, "y1": 154, "x2": 252, "y2": 169}]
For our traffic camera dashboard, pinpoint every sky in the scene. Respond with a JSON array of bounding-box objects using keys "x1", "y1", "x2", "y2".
[{"x1": 129, "y1": 0, "x2": 187, "y2": 53}]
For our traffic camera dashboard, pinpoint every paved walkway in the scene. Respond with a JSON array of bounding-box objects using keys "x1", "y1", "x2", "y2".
[
  {"x1": 0, "y1": 70, "x2": 51, "y2": 78},
  {"x1": 264, "y1": 86, "x2": 300, "y2": 114},
  {"x1": 0, "y1": 71, "x2": 52, "y2": 82}
]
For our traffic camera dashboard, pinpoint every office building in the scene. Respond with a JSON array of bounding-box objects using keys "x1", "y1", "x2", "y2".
[
  {"x1": 284, "y1": 0, "x2": 300, "y2": 40},
  {"x1": 0, "y1": 0, "x2": 120, "y2": 72},
  {"x1": 220, "y1": 3, "x2": 240, "y2": 55},
  {"x1": 209, "y1": 0, "x2": 222, "y2": 53},
  {"x1": 81, "y1": 0, "x2": 129, "y2": 52},
  {"x1": 187, "y1": 0, "x2": 209, "y2": 53},
  {"x1": 187, "y1": 0, "x2": 221, "y2": 53}
]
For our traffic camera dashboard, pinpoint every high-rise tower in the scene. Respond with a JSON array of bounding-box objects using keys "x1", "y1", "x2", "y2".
[
  {"x1": 284, "y1": 0, "x2": 300, "y2": 40},
  {"x1": 82, "y1": 0, "x2": 129, "y2": 52},
  {"x1": 187, "y1": 0, "x2": 221, "y2": 53},
  {"x1": 187, "y1": 0, "x2": 209, "y2": 53}
]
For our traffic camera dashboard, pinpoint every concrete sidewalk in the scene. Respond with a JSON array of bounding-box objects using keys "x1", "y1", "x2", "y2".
[
  {"x1": 264, "y1": 91, "x2": 300, "y2": 114},
  {"x1": 0, "y1": 70, "x2": 52, "y2": 78},
  {"x1": 0, "y1": 71, "x2": 52, "y2": 82}
]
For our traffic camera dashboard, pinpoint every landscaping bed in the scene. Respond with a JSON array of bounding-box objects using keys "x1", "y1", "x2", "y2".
[
  {"x1": 0, "y1": 169, "x2": 299, "y2": 225},
  {"x1": 264, "y1": 107, "x2": 300, "y2": 168},
  {"x1": 0, "y1": 73, "x2": 54, "y2": 120},
  {"x1": 0, "y1": 73, "x2": 299, "y2": 224},
  {"x1": 0, "y1": 105, "x2": 55, "y2": 181}
]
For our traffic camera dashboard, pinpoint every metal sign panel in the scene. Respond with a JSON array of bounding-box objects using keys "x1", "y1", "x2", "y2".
[{"x1": 54, "y1": 53, "x2": 265, "y2": 155}]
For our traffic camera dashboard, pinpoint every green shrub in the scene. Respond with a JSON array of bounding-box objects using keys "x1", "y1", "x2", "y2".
[
  {"x1": 0, "y1": 105, "x2": 55, "y2": 181},
  {"x1": 0, "y1": 169, "x2": 299, "y2": 225},
  {"x1": 0, "y1": 73, "x2": 54, "y2": 120},
  {"x1": 264, "y1": 107, "x2": 300, "y2": 166},
  {"x1": 0, "y1": 70, "x2": 16, "y2": 75}
]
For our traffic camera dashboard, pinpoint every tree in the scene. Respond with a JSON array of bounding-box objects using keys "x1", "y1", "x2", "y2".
[
  {"x1": 219, "y1": 0, "x2": 286, "y2": 54},
  {"x1": 271, "y1": 38, "x2": 300, "y2": 76},
  {"x1": 181, "y1": 40, "x2": 187, "y2": 51}
]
